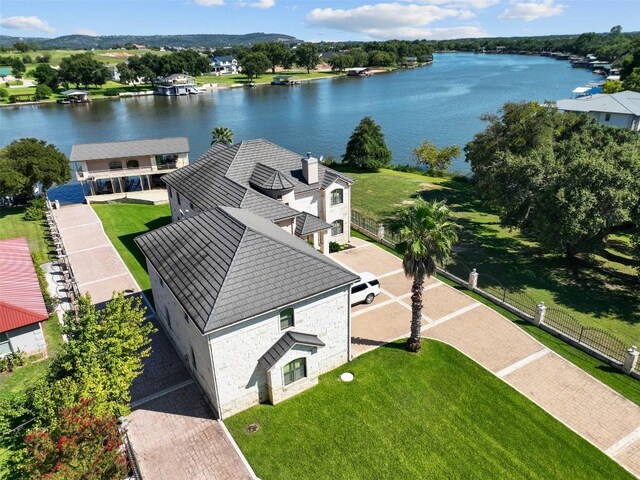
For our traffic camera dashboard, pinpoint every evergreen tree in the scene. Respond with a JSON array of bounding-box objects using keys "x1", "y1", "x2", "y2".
[{"x1": 343, "y1": 116, "x2": 392, "y2": 171}]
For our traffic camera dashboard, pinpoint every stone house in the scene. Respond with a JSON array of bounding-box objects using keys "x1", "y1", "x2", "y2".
[
  {"x1": 135, "y1": 206, "x2": 358, "y2": 418},
  {"x1": 162, "y1": 139, "x2": 353, "y2": 253},
  {"x1": 0, "y1": 238, "x2": 49, "y2": 357}
]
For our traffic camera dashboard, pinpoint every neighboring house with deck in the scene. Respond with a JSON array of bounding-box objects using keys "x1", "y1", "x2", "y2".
[
  {"x1": 0, "y1": 238, "x2": 48, "y2": 357},
  {"x1": 162, "y1": 139, "x2": 353, "y2": 253},
  {"x1": 71, "y1": 137, "x2": 189, "y2": 197},
  {"x1": 556, "y1": 90, "x2": 640, "y2": 131},
  {"x1": 135, "y1": 206, "x2": 358, "y2": 418}
]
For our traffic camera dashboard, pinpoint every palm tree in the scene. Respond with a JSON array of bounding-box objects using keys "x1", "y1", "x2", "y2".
[
  {"x1": 389, "y1": 199, "x2": 458, "y2": 352},
  {"x1": 210, "y1": 126, "x2": 234, "y2": 146}
]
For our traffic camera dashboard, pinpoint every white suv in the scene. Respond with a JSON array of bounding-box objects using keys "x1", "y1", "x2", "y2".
[{"x1": 351, "y1": 272, "x2": 381, "y2": 305}]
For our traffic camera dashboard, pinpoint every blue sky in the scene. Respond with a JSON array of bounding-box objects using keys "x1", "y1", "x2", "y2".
[{"x1": 0, "y1": 0, "x2": 638, "y2": 42}]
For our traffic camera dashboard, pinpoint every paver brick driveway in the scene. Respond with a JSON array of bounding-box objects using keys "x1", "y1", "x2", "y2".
[{"x1": 332, "y1": 237, "x2": 640, "y2": 478}]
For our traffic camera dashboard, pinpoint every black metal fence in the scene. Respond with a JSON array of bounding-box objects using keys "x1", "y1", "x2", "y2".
[{"x1": 350, "y1": 210, "x2": 634, "y2": 374}]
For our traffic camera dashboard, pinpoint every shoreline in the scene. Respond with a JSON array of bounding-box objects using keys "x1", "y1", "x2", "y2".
[{"x1": 0, "y1": 67, "x2": 403, "y2": 109}]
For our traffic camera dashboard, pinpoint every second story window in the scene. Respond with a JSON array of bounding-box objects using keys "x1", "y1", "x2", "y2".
[
  {"x1": 109, "y1": 161, "x2": 122, "y2": 170},
  {"x1": 126, "y1": 159, "x2": 140, "y2": 169},
  {"x1": 331, "y1": 189, "x2": 344, "y2": 206},
  {"x1": 279, "y1": 308, "x2": 294, "y2": 330},
  {"x1": 331, "y1": 220, "x2": 344, "y2": 236}
]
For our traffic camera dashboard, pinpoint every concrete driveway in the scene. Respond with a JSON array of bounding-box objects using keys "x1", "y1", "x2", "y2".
[{"x1": 332, "y1": 237, "x2": 640, "y2": 477}]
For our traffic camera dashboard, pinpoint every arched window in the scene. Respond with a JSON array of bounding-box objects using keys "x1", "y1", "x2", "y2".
[
  {"x1": 109, "y1": 161, "x2": 122, "y2": 170},
  {"x1": 283, "y1": 358, "x2": 306, "y2": 385},
  {"x1": 331, "y1": 188, "x2": 344, "y2": 206},
  {"x1": 126, "y1": 159, "x2": 140, "y2": 169},
  {"x1": 279, "y1": 308, "x2": 294, "y2": 330},
  {"x1": 331, "y1": 220, "x2": 344, "y2": 236}
]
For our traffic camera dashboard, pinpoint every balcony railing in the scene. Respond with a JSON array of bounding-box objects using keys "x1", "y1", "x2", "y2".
[{"x1": 76, "y1": 163, "x2": 178, "y2": 181}]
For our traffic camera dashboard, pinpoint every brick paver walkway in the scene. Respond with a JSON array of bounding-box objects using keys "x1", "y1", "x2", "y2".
[
  {"x1": 53, "y1": 204, "x2": 254, "y2": 480},
  {"x1": 333, "y1": 238, "x2": 640, "y2": 477}
]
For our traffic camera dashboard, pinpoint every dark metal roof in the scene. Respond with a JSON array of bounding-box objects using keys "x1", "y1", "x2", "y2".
[
  {"x1": 295, "y1": 212, "x2": 331, "y2": 237},
  {"x1": 258, "y1": 331, "x2": 325, "y2": 370},
  {"x1": 135, "y1": 207, "x2": 359, "y2": 334},
  {"x1": 249, "y1": 163, "x2": 296, "y2": 191},
  {"x1": 163, "y1": 144, "x2": 299, "y2": 222},
  {"x1": 70, "y1": 137, "x2": 189, "y2": 162},
  {"x1": 164, "y1": 140, "x2": 353, "y2": 209}
]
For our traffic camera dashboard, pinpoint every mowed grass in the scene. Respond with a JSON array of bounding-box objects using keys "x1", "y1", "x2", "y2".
[
  {"x1": 0, "y1": 206, "x2": 51, "y2": 264},
  {"x1": 197, "y1": 70, "x2": 341, "y2": 86},
  {"x1": 92, "y1": 203, "x2": 171, "y2": 296},
  {"x1": 342, "y1": 167, "x2": 639, "y2": 347},
  {"x1": 227, "y1": 340, "x2": 632, "y2": 480}
]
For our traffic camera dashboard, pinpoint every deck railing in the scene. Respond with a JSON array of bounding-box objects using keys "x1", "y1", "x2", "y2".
[{"x1": 76, "y1": 163, "x2": 178, "y2": 181}]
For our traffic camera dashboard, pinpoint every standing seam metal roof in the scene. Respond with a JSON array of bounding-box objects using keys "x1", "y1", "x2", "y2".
[
  {"x1": 135, "y1": 207, "x2": 359, "y2": 333},
  {"x1": 70, "y1": 137, "x2": 189, "y2": 162}
]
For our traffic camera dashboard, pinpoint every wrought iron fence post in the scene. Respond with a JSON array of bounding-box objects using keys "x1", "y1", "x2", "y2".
[{"x1": 578, "y1": 326, "x2": 584, "y2": 343}]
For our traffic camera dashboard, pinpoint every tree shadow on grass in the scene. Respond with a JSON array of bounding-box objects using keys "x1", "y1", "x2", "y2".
[{"x1": 385, "y1": 180, "x2": 640, "y2": 329}]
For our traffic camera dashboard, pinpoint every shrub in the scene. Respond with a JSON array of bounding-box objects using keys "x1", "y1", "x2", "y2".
[
  {"x1": 34, "y1": 84, "x2": 52, "y2": 100},
  {"x1": 329, "y1": 241, "x2": 349, "y2": 253},
  {"x1": 0, "y1": 350, "x2": 26, "y2": 373},
  {"x1": 24, "y1": 197, "x2": 46, "y2": 221},
  {"x1": 8, "y1": 94, "x2": 16, "y2": 103},
  {"x1": 103, "y1": 88, "x2": 119, "y2": 97},
  {"x1": 0, "y1": 86, "x2": 8, "y2": 98}
]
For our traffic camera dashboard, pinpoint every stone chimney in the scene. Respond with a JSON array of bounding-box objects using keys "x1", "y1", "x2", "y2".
[{"x1": 301, "y1": 152, "x2": 319, "y2": 185}]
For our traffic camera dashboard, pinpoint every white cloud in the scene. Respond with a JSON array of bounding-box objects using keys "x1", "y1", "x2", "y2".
[
  {"x1": 498, "y1": 0, "x2": 565, "y2": 21},
  {"x1": 366, "y1": 25, "x2": 488, "y2": 40},
  {"x1": 0, "y1": 16, "x2": 55, "y2": 33},
  {"x1": 194, "y1": 0, "x2": 225, "y2": 6},
  {"x1": 251, "y1": 0, "x2": 276, "y2": 8},
  {"x1": 76, "y1": 28, "x2": 98, "y2": 36},
  {"x1": 308, "y1": 3, "x2": 467, "y2": 32},
  {"x1": 412, "y1": 0, "x2": 500, "y2": 8}
]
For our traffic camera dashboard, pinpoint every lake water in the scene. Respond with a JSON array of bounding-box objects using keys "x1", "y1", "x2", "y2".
[{"x1": 0, "y1": 53, "x2": 597, "y2": 203}]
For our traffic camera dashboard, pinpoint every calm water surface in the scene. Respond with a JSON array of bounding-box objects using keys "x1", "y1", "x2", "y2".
[{"x1": 0, "y1": 53, "x2": 596, "y2": 202}]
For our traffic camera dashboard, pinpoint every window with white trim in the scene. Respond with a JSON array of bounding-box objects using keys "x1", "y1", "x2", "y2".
[
  {"x1": 279, "y1": 308, "x2": 294, "y2": 330},
  {"x1": 330, "y1": 189, "x2": 344, "y2": 206},
  {"x1": 331, "y1": 220, "x2": 344, "y2": 235},
  {"x1": 283, "y1": 358, "x2": 306, "y2": 385}
]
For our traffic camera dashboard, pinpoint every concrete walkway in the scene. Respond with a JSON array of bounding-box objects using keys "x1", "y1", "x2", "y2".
[
  {"x1": 52, "y1": 204, "x2": 254, "y2": 480},
  {"x1": 334, "y1": 238, "x2": 640, "y2": 478}
]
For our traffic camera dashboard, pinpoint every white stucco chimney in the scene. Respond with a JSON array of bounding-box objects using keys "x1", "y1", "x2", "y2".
[{"x1": 301, "y1": 152, "x2": 319, "y2": 185}]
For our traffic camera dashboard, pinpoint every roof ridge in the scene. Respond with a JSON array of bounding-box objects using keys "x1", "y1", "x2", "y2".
[
  {"x1": 611, "y1": 94, "x2": 634, "y2": 114},
  {"x1": 228, "y1": 209, "x2": 354, "y2": 277}
]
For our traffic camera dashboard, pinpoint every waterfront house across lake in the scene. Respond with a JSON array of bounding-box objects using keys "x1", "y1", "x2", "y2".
[
  {"x1": 154, "y1": 74, "x2": 197, "y2": 96},
  {"x1": 71, "y1": 137, "x2": 190, "y2": 200},
  {"x1": 556, "y1": 90, "x2": 640, "y2": 131},
  {"x1": 211, "y1": 55, "x2": 239, "y2": 75}
]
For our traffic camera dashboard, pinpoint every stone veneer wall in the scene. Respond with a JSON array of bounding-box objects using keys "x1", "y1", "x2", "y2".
[
  {"x1": 323, "y1": 180, "x2": 351, "y2": 245},
  {"x1": 209, "y1": 286, "x2": 350, "y2": 418},
  {"x1": 147, "y1": 262, "x2": 220, "y2": 416}
]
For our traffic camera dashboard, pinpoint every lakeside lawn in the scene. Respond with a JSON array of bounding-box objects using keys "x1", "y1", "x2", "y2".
[
  {"x1": 341, "y1": 167, "x2": 639, "y2": 348},
  {"x1": 226, "y1": 340, "x2": 632, "y2": 480},
  {"x1": 197, "y1": 70, "x2": 341, "y2": 86}
]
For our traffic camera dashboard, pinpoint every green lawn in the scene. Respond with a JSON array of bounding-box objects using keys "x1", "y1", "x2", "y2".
[
  {"x1": 0, "y1": 206, "x2": 51, "y2": 264},
  {"x1": 342, "y1": 167, "x2": 639, "y2": 348},
  {"x1": 92, "y1": 203, "x2": 171, "y2": 297},
  {"x1": 197, "y1": 70, "x2": 341, "y2": 86},
  {"x1": 227, "y1": 340, "x2": 632, "y2": 479}
]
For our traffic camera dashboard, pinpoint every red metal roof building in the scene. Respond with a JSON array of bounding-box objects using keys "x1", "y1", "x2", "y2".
[{"x1": 0, "y1": 238, "x2": 49, "y2": 356}]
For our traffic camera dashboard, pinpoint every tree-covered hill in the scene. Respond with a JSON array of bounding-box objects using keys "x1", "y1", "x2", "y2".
[{"x1": 0, "y1": 33, "x2": 300, "y2": 50}]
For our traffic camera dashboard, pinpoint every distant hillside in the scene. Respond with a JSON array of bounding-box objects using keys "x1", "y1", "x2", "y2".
[{"x1": 0, "y1": 33, "x2": 301, "y2": 49}]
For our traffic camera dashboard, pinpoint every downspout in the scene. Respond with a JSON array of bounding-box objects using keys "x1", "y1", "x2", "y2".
[
  {"x1": 347, "y1": 287, "x2": 352, "y2": 361},
  {"x1": 208, "y1": 334, "x2": 224, "y2": 420}
]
